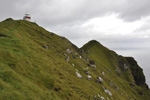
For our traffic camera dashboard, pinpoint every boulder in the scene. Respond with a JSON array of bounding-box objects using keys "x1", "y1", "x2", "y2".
[
  {"x1": 89, "y1": 60, "x2": 95, "y2": 65},
  {"x1": 97, "y1": 76, "x2": 103, "y2": 83},
  {"x1": 72, "y1": 64, "x2": 75, "y2": 66},
  {"x1": 91, "y1": 65, "x2": 96, "y2": 69},
  {"x1": 84, "y1": 71, "x2": 90, "y2": 75},
  {"x1": 87, "y1": 75, "x2": 92, "y2": 80},
  {"x1": 104, "y1": 89, "x2": 112, "y2": 96},
  {"x1": 42, "y1": 45, "x2": 49, "y2": 49},
  {"x1": 102, "y1": 72, "x2": 105, "y2": 75},
  {"x1": 65, "y1": 56, "x2": 70, "y2": 62},
  {"x1": 109, "y1": 82, "x2": 113, "y2": 86},
  {"x1": 66, "y1": 49, "x2": 72, "y2": 53},
  {"x1": 76, "y1": 69, "x2": 82, "y2": 79},
  {"x1": 63, "y1": 53, "x2": 67, "y2": 56}
]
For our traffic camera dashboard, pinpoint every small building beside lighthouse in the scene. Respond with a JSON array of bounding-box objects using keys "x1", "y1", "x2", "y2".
[{"x1": 23, "y1": 13, "x2": 31, "y2": 21}]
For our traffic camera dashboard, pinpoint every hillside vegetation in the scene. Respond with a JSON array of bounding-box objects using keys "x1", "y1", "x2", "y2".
[{"x1": 0, "y1": 18, "x2": 149, "y2": 100}]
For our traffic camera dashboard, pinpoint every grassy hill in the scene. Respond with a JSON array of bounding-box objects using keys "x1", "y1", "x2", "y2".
[{"x1": 0, "y1": 18, "x2": 149, "y2": 100}]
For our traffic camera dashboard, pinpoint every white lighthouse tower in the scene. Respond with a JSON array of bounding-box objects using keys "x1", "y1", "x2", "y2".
[{"x1": 23, "y1": 13, "x2": 31, "y2": 21}]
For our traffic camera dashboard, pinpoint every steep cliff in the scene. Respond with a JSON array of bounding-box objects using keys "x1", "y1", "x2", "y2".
[{"x1": 125, "y1": 57, "x2": 148, "y2": 88}]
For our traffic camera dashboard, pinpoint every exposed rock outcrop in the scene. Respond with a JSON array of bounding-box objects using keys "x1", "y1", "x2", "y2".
[{"x1": 126, "y1": 57, "x2": 149, "y2": 88}]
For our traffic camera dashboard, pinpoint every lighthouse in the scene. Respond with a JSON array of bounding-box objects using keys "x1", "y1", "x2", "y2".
[{"x1": 23, "y1": 13, "x2": 31, "y2": 21}]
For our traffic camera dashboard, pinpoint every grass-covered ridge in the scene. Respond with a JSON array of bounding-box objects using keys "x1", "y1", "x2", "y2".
[{"x1": 0, "y1": 18, "x2": 149, "y2": 100}]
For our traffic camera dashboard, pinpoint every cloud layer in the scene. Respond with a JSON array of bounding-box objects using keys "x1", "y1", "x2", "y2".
[{"x1": 1, "y1": 0, "x2": 150, "y2": 49}]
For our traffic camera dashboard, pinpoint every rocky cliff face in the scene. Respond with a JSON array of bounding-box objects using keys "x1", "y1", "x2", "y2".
[
  {"x1": 125, "y1": 57, "x2": 148, "y2": 88},
  {"x1": 0, "y1": 18, "x2": 149, "y2": 100}
]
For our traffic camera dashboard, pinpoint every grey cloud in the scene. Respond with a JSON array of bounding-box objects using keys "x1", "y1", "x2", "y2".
[
  {"x1": 1, "y1": 0, "x2": 150, "y2": 42},
  {"x1": 133, "y1": 17, "x2": 150, "y2": 37},
  {"x1": 1, "y1": 0, "x2": 150, "y2": 46},
  {"x1": 34, "y1": 0, "x2": 150, "y2": 24},
  {"x1": 96, "y1": 37, "x2": 150, "y2": 50},
  {"x1": 1, "y1": 0, "x2": 150, "y2": 23},
  {"x1": 0, "y1": 0, "x2": 40, "y2": 21},
  {"x1": 117, "y1": 0, "x2": 150, "y2": 21}
]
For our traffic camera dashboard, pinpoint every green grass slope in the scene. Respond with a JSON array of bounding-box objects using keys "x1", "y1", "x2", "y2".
[
  {"x1": 0, "y1": 18, "x2": 149, "y2": 100},
  {"x1": 81, "y1": 40, "x2": 150, "y2": 100}
]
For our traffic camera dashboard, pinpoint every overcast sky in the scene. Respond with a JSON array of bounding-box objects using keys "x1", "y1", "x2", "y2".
[{"x1": 0, "y1": 0, "x2": 150, "y2": 86}]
